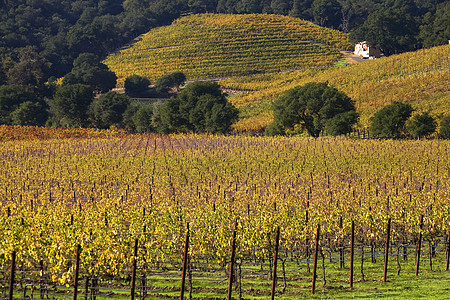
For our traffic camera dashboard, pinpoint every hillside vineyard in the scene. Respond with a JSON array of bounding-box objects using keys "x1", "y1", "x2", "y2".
[
  {"x1": 104, "y1": 14, "x2": 351, "y2": 85},
  {"x1": 1, "y1": 134, "x2": 448, "y2": 287},
  {"x1": 220, "y1": 44, "x2": 450, "y2": 132}
]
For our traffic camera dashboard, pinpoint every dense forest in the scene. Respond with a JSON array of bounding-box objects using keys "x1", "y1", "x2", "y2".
[
  {"x1": 0, "y1": 0, "x2": 448, "y2": 132},
  {"x1": 0, "y1": 0, "x2": 448, "y2": 86}
]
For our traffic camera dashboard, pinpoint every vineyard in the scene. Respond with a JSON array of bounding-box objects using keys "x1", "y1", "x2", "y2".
[
  {"x1": 0, "y1": 128, "x2": 449, "y2": 299},
  {"x1": 104, "y1": 14, "x2": 352, "y2": 86},
  {"x1": 0, "y1": 126, "x2": 127, "y2": 141},
  {"x1": 220, "y1": 44, "x2": 450, "y2": 132}
]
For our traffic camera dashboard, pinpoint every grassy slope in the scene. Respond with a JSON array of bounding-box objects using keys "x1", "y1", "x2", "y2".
[
  {"x1": 220, "y1": 45, "x2": 449, "y2": 132},
  {"x1": 104, "y1": 13, "x2": 352, "y2": 86}
]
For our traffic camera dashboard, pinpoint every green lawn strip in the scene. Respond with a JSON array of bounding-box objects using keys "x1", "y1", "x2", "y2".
[{"x1": 7, "y1": 248, "x2": 449, "y2": 299}]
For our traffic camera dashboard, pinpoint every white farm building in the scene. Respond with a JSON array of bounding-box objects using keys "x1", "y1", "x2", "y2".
[{"x1": 354, "y1": 41, "x2": 383, "y2": 59}]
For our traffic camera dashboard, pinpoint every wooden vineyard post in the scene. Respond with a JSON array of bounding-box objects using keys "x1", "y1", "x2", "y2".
[
  {"x1": 141, "y1": 222, "x2": 147, "y2": 299},
  {"x1": 416, "y1": 215, "x2": 424, "y2": 276},
  {"x1": 130, "y1": 239, "x2": 138, "y2": 300},
  {"x1": 305, "y1": 208, "x2": 310, "y2": 273},
  {"x1": 350, "y1": 220, "x2": 355, "y2": 289},
  {"x1": 180, "y1": 223, "x2": 190, "y2": 300},
  {"x1": 383, "y1": 218, "x2": 391, "y2": 282},
  {"x1": 271, "y1": 227, "x2": 280, "y2": 300},
  {"x1": 311, "y1": 224, "x2": 320, "y2": 294},
  {"x1": 227, "y1": 225, "x2": 237, "y2": 300},
  {"x1": 73, "y1": 245, "x2": 81, "y2": 300},
  {"x1": 446, "y1": 229, "x2": 450, "y2": 271},
  {"x1": 9, "y1": 251, "x2": 16, "y2": 300},
  {"x1": 339, "y1": 216, "x2": 344, "y2": 269}
]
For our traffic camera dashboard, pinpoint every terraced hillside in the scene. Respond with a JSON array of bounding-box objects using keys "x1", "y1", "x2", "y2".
[
  {"x1": 220, "y1": 45, "x2": 450, "y2": 132},
  {"x1": 104, "y1": 13, "x2": 352, "y2": 86}
]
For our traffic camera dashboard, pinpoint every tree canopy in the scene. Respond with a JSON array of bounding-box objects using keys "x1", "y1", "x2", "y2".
[
  {"x1": 406, "y1": 112, "x2": 436, "y2": 138},
  {"x1": 0, "y1": 84, "x2": 38, "y2": 124},
  {"x1": 62, "y1": 53, "x2": 117, "y2": 93},
  {"x1": 0, "y1": 0, "x2": 447, "y2": 131},
  {"x1": 124, "y1": 75, "x2": 150, "y2": 96},
  {"x1": 349, "y1": 2, "x2": 419, "y2": 55},
  {"x1": 369, "y1": 101, "x2": 413, "y2": 137},
  {"x1": 267, "y1": 82, "x2": 358, "y2": 137},
  {"x1": 89, "y1": 91, "x2": 130, "y2": 129},
  {"x1": 438, "y1": 115, "x2": 450, "y2": 139},
  {"x1": 159, "y1": 81, "x2": 238, "y2": 134},
  {"x1": 51, "y1": 84, "x2": 94, "y2": 128},
  {"x1": 0, "y1": 0, "x2": 446, "y2": 90},
  {"x1": 132, "y1": 105, "x2": 154, "y2": 133},
  {"x1": 155, "y1": 71, "x2": 186, "y2": 94},
  {"x1": 10, "y1": 101, "x2": 48, "y2": 126}
]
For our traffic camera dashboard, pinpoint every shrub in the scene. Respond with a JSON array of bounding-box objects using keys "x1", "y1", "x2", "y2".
[
  {"x1": 124, "y1": 75, "x2": 150, "y2": 96},
  {"x1": 406, "y1": 112, "x2": 436, "y2": 138},
  {"x1": 369, "y1": 102, "x2": 413, "y2": 137},
  {"x1": 159, "y1": 81, "x2": 238, "y2": 134},
  {"x1": 268, "y1": 82, "x2": 358, "y2": 137},
  {"x1": 438, "y1": 115, "x2": 450, "y2": 139},
  {"x1": 11, "y1": 101, "x2": 48, "y2": 126},
  {"x1": 51, "y1": 84, "x2": 94, "y2": 127},
  {"x1": 89, "y1": 92, "x2": 130, "y2": 129},
  {"x1": 155, "y1": 71, "x2": 186, "y2": 94}
]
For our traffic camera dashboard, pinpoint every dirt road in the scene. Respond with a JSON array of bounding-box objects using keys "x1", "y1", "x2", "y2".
[{"x1": 341, "y1": 51, "x2": 366, "y2": 64}]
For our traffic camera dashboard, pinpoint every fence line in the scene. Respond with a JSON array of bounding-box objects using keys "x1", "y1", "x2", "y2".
[{"x1": 1, "y1": 225, "x2": 449, "y2": 300}]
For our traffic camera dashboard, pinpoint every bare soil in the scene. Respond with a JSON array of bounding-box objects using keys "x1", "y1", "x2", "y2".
[{"x1": 341, "y1": 51, "x2": 366, "y2": 64}]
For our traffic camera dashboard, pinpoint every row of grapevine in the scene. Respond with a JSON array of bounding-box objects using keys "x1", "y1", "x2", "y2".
[
  {"x1": 221, "y1": 45, "x2": 450, "y2": 131},
  {"x1": 104, "y1": 14, "x2": 350, "y2": 85},
  {"x1": 0, "y1": 125, "x2": 127, "y2": 141},
  {"x1": 1, "y1": 133, "x2": 448, "y2": 283},
  {"x1": 2, "y1": 220, "x2": 448, "y2": 299}
]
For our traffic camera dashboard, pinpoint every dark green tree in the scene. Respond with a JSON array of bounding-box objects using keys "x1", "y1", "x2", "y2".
[
  {"x1": 171, "y1": 71, "x2": 187, "y2": 91},
  {"x1": 217, "y1": 0, "x2": 241, "y2": 13},
  {"x1": 312, "y1": 0, "x2": 341, "y2": 28},
  {"x1": 124, "y1": 74, "x2": 151, "y2": 96},
  {"x1": 290, "y1": 0, "x2": 314, "y2": 20},
  {"x1": 188, "y1": 0, "x2": 218, "y2": 13},
  {"x1": 268, "y1": 82, "x2": 358, "y2": 137},
  {"x1": 271, "y1": 0, "x2": 293, "y2": 15},
  {"x1": 159, "y1": 96, "x2": 184, "y2": 133},
  {"x1": 62, "y1": 53, "x2": 117, "y2": 93},
  {"x1": 189, "y1": 93, "x2": 239, "y2": 133},
  {"x1": 67, "y1": 15, "x2": 121, "y2": 57},
  {"x1": 6, "y1": 46, "x2": 49, "y2": 90},
  {"x1": 438, "y1": 115, "x2": 450, "y2": 139},
  {"x1": 0, "y1": 84, "x2": 36, "y2": 124},
  {"x1": 266, "y1": 119, "x2": 286, "y2": 136},
  {"x1": 159, "y1": 81, "x2": 238, "y2": 134},
  {"x1": 51, "y1": 84, "x2": 94, "y2": 127},
  {"x1": 89, "y1": 91, "x2": 130, "y2": 129},
  {"x1": 349, "y1": 2, "x2": 418, "y2": 55},
  {"x1": 406, "y1": 112, "x2": 436, "y2": 138},
  {"x1": 155, "y1": 71, "x2": 186, "y2": 94},
  {"x1": 369, "y1": 101, "x2": 413, "y2": 137},
  {"x1": 122, "y1": 104, "x2": 140, "y2": 132},
  {"x1": 0, "y1": 69, "x2": 5, "y2": 85},
  {"x1": 325, "y1": 110, "x2": 359, "y2": 136},
  {"x1": 132, "y1": 105, "x2": 154, "y2": 133},
  {"x1": 149, "y1": 0, "x2": 188, "y2": 24},
  {"x1": 10, "y1": 101, "x2": 48, "y2": 126},
  {"x1": 419, "y1": 2, "x2": 450, "y2": 48},
  {"x1": 289, "y1": 0, "x2": 302, "y2": 18},
  {"x1": 240, "y1": 0, "x2": 265, "y2": 13}
]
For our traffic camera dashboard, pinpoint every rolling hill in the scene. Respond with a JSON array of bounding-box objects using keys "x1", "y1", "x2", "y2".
[
  {"x1": 104, "y1": 13, "x2": 448, "y2": 133},
  {"x1": 104, "y1": 13, "x2": 352, "y2": 86},
  {"x1": 220, "y1": 45, "x2": 449, "y2": 132}
]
